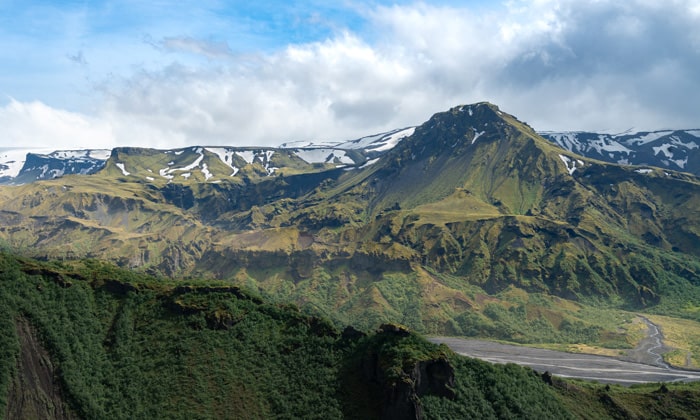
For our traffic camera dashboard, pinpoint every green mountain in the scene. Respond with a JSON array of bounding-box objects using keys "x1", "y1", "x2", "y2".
[
  {"x1": 2, "y1": 253, "x2": 700, "y2": 419},
  {"x1": 1, "y1": 102, "x2": 699, "y2": 346}
]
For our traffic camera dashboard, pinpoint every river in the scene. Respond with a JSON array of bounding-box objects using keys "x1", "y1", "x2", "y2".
[{"x1": 429, "y1": 317, "x2": 700, "y2": 385}]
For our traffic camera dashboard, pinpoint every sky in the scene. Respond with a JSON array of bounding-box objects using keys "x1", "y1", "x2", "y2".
[{"x1": 1, "y1": 0, "x2": 699, "y2": 149}]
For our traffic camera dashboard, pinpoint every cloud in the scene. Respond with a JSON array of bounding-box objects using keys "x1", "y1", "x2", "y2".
[
  {"x1": 159, "y1": 37, "x2": 234, "y2": 58},
  {"x1": 0, "y1": 99, "x2": 114, "y2": 149},
  {"x1": 2, "y1": 0, "x2": 700, "y2": 150}
]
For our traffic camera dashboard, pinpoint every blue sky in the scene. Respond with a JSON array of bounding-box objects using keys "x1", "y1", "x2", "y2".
[{"x1": 1, "y1": 0, "x2": 699, "y2": 148}]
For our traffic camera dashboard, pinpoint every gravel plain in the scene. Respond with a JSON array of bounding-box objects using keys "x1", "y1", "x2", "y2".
[{"x1": 430, "y1": 319, "x2": 700, "y2": 385}]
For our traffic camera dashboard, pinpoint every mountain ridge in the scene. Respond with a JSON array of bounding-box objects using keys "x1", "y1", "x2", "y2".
[
  {"x1": 0, "y1": 128, "x2": 416, "y2": 185},
  {"x1": 4, "y1": 114, "x2": 700, "y2": 186},
  {"x1": 1, "y1": 102, "x2": 699, "y2": 343},
  {"x1": 540, "y1": 129, "x2": 700, "y2": 176}
]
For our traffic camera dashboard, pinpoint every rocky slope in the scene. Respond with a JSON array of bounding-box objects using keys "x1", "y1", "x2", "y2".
[{"x1": 540, "y1": 129, "x2": 700, "y2": 176}]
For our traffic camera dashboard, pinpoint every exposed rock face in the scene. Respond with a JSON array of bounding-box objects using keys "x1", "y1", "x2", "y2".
[
  {"x1": 413, "y1": 359, "x2": 456, "y2": 399},
  {"x1": 5, "y1": 318, "x2": 77, "y2": 420},
  {"x1": 363, "y1": 325, "x2": 456, "y2": 420},
  {"x1": 377, "y1": 359, "x2": 456, "y2": 420}
]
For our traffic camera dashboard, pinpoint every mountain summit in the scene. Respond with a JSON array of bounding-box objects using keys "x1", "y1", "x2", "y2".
[{"x1": 361, "y1": 102, "x2": 572, "y2": 213}]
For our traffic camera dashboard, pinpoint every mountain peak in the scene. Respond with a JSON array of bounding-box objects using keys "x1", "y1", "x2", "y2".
[
  {"x1": 431, "y1": 102, "x2": 503, "y2": 125},
  {"x1": 388, "y1": 102, "x2": 537, "y2": 162},
  {"x1": 363, "y1": 102, "x2": 558, "y2": 212},
  {"x1": 449, "y1": 101, "x2": 501, "y2": 115}
]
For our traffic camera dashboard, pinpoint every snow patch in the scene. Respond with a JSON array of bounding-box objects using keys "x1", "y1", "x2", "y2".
[
  {"x1": 0, "y1": 149, "x2": 43, "y2": 178},
  {"x1": 182, "y1": 153, "x2": 204, "y2": 171},
  {"x1": 201, "y1": 163, "x2": 213, "y2": 180},
  {"x1": 89, "y1": 150, "x2": 113, "y2": 160},
  {"x1": 160, "y1": 150, "x2": 205, "y2": 179},
  {"x1": 235, "y1": 151, "x2": 255, "y2": 164},
  {"x1": 159, "y1": 168, "x2": 174, "y2": 179},
  {"x1": 652, "y1": 143, "x2": 674, "y2": 159},
  {"x1": 366, "y1": 127, "x2": 416, "y2": 152},
  {"x1": 206, "y1": 147, "x2": 238, "y2": 174},
  {"x1": 295, "y1": 149, "x2": 353, "y2": 164},
  {"x1": 545, "y1": 133, "x2": 581, "y2": 153},
  {"x1": 146, "y1": 176, "x2": 155, "y2": 181},
  {"x1": 672, "y1": 158, "x2": 688, "y2": 169},
  {"x1": 626, "y1": 131, "x2": 674, "y2": 146},
  {"x1": 558, "y1": 154, "x2": 581, "y2": 175},
  {"x1": 667, "y1": 135, "x2": 698, "y2": 150},
  {"x1": 115, "y1": 163, "x2": 130, "y2": 176},
  {"x1": 472, "y1": 130, "x2": 485, "y2": 144},
  {"x1": 635, "y1": 168, "x2": 653, "y2": 174},
  {"x1": 360, "y1": 158, "x2": 380, "y2": 168}
]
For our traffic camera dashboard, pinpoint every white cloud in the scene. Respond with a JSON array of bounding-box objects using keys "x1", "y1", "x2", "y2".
[
  {"x1": 2, "y1": 0, "x2": 700, "y2": 150},
  {"x1": 0, "y1": 99, "x2": 115, "y2": 149}
]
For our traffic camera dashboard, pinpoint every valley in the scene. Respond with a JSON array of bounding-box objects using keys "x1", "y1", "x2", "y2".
[{"x1": 430, "y1": 317, "x2": 700, "y2": 385}]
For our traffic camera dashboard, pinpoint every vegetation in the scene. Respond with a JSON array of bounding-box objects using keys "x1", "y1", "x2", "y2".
[
  {"x1": 1, "y1": 103, "x2": 700, "y2": 416},
  {"x1": 3, "y1": 253, "x2": 700, "y2": 419}
]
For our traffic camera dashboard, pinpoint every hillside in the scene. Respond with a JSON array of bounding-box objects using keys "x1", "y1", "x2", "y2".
[
  {"x1": 0, "y1": 102, "x2": 699, "y2": 353},
  {"x1": 0, "y1": 252, "x2": 567, "y2": 419},
  {"x1": 2, "y1": 253, "x2": 700, "y2": 419}
]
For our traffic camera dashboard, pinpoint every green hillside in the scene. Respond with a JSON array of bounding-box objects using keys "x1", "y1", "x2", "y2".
[{"x1": 2, "y1": 253, "x2": 700, "y2": 419}]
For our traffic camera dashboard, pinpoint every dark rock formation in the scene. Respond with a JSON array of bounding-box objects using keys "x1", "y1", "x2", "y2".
[
  {"x1": 361, "y1": 326, "x2": 456, "y2": 419},
  {"x1": 5, "y1": 318, "x2": 77, "y2": 420}
]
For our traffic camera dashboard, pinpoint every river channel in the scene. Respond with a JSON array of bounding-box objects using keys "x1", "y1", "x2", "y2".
[{"x1": 430, "y1": 318, "x2": 700, "y2": 385}]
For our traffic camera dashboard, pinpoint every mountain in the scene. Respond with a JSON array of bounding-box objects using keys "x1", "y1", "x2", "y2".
[
  {"x1": 4, "y1": 126, "x2": 698, "y2": 185},
  {"x1": 540, "y1": 129, "x2": 700, "y2": 176},
  {"x1": 0, "y1": 128, "x2": 415, "y2": 185},
  {"x1": 0, "y1": 149, "x2": 112, "y2": 185},
  {"x1": 1, "y1": 102, "x2": 700, "y2": 348}
]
